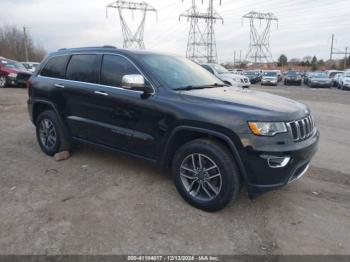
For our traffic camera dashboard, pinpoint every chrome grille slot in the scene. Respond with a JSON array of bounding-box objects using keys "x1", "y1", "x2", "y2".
[{"x1": 287, "y1": 115, "x2": 314, "y2": 142}]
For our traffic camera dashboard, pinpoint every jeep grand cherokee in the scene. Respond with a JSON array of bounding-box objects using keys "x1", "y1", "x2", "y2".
[{"x1": 27, "y1": 46, "x2": 319, "y2": 211}]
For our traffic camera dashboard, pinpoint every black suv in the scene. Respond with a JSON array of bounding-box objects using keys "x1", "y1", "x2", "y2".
[{"x1": 27, "y1": 46, "x2": 319, "y2": 211}]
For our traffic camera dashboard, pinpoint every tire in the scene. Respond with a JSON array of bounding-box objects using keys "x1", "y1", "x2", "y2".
[
  {"x1": 172, "y1": 138, "x2": 240, "y2": 212},
  {"x1": 36, "y1": 110, "x2": 69, "y2": 156},
  {"x1": 0, "y1": 76, "x2": 7, "y2": 88}
]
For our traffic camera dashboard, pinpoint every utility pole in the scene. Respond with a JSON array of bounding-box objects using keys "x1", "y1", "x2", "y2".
[
  {"x1": 233, "y1": 50, "x2": 236, "y2": 66},
  {"x1": 23, "y1": 26, "x2": 29, "y2": 62},
  {"x1": 344, "y1": 47, "x2": 348, "y2": 70},
  {"x1": 106, "y1": 1, "x2": 157, "y2": 49},
  {"x1": 180, "y1": 0, "x2": 223, "y2": 63},
  {"x1": 242, "y1": 11, "x2": 278, "y2": 64},
  {"x1": 330, "y1": 34, "x2": 334, "y2": 60}
]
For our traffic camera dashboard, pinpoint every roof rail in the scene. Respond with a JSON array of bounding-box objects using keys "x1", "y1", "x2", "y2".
[{"x1": 57, "y1": 45, "x2": 117, "y2": 51}]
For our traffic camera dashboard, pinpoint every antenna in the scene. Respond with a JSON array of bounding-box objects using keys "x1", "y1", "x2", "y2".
[
  {"x1": 242, "y1": 11, "x2": 278, "y2": 63},
  {"x1": 106, "y1": 1, "x2": 157, "y2": 49}
]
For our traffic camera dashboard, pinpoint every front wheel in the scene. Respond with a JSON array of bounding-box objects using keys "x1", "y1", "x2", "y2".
[
  {"x1": 172, "y1": 139, "x2": 240, "y2": 212},
  {"x1": 0, "y1": 76, "x2": 7, "y2": 88}
]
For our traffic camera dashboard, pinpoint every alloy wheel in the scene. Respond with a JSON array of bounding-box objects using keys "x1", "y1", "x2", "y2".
[
  {"x1": 0, "y1": 76, "x2": 6, "y2": 88},
  {"x1": 38, "y1": 118, "x2": 57, "y2": 150},
  {"x1": 179, "y1": 153, "x2": 222, "y2": 201}
]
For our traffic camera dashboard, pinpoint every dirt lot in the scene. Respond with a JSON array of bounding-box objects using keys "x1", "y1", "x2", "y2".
[{"x1": 0, "y1": 84, "x2": 349, "y2": 255}]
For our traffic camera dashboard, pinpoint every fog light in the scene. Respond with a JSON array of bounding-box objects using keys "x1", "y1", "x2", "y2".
[{"x1": 261, "y1": 155, "x2": 291, "y2": 168}]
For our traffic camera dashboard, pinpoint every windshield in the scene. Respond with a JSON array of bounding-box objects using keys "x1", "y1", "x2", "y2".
[
  {"x1": 312, "y1": 72, "x2": 327, "y2": 78},
  {"x1": 345, "y1": 73, "x2": 350, "y2": 78},
  {"x1": 263, "y1": 71, "x2": 277, "y2": 77},
  {"x1": 211, "y1": 64, "x2": 229, "y2": 74},
  {"x1": 139, "y1": 54, "x2": 223, "y2": 90},
  {"x1": 244, "y1": 71, "x2": 258, "y2": 76},
  {"x1": 1, "y1": 59, "x2": 27, "y2": 70},
  {"x1": 287, "y1": 71, "x2": 299, "y2": 76}
]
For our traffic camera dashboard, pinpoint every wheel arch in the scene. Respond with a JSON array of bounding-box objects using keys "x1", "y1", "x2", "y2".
[
  {"x1": 32, "y1": 99, "x2": 71, "y2": 140},
  {"x1": 161, "y1": 126, "x2": 250, "y2": 186}
]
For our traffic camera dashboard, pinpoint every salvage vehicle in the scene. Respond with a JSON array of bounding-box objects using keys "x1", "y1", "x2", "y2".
[
  {"x1": 27, "y1": 46, "x2": 319, "y2": 211},
  {"x1": 261, "y1": 71, "x2": 279, "y2": 86},
  {"x1": 339, "y1": 72, "x2": 350, "y2": 90},
  {"x1": 243, "y1": 70, "x2": 261, "y2": 84},
  {"x1": 0, "y1": 57, "x2": 32, "y2": 88},
  {"x1": 200, "y1": 63, "x2": 250, "y2": 88},
  {"x1": 307, "y1": 72, "x2": 332, "y2": 88},
  {"x1": 284, "y1": 70, "x2": 302, "y2": 86}
]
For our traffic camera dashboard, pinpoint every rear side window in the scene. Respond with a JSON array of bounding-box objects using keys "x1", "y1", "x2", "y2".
[
  {"x1": 40, "y1": 55, "x2": 69, "y2": 78},
  {"x1": 66, "y1": 54, "x2": 97, "y2": 83},
  {"x1": 100, "y1": 55, "x2": 139, "y2": 87}
]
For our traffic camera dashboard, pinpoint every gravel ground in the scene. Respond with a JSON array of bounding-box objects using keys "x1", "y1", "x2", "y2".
[{"x1": 0, "y1": 84, "x2": 349, "y2": 255}]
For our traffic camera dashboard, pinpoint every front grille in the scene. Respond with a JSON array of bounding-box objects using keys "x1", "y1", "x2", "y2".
[
  {"x1": 287, "y1": 115, "x2": 314, "y2": 142},
  {"x1": 17, "y1": 73, "x2": 31, "y2": 82}
]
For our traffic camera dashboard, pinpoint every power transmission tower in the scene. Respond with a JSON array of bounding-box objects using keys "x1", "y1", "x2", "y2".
[
  {"x1": 106, "y1": 1, "x2": 157, "y2": 49},
  {"x1": 242, "y1": 11, "x2": 278, "y2": 63},
  {"x1": 180, "y1": 0, "x2": 223, "y2": 63}
]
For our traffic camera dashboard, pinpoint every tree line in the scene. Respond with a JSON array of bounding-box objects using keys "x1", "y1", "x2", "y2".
[{"x1": 0, "y1": 25, "x2": 46, "y2": 62}]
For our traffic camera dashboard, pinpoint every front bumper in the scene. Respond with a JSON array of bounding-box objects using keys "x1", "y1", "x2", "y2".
[
  {"x1": 285, "y1": 78, "x2": 302, "y2": 85},
  {"x1": 309, "y1": 82, "x2": 331, "y2": 88},
  {"x1": 241, "y1": 130, "x2": 319, "y2": 198},
  {"x1": 261, "y1": 80, "x2": 277, "y2": 85}
]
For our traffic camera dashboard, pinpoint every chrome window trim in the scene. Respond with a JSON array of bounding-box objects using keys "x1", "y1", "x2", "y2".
[{"x1": 38, "y1": 52, "x2": 156, "y2": 95}]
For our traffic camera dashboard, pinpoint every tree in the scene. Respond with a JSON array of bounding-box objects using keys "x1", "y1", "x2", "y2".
[
  {"x1": 277, "y1": 54, "x2": 288, "y2": 67},
  {"x1": 0, "y1": 25, "x2": 46, "y2": 62}
]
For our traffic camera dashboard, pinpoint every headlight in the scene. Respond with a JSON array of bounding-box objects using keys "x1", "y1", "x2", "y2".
[
  {"x1": 8, "y1": 73, "x2": 17, "y2": 78},
  {"x1": 248, "y1": 122, "x2": 287, "y2": 136}
]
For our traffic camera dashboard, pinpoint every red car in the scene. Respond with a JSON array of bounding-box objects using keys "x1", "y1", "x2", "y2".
[{"x1": 0, "y1": 57, "x2": 32, "y2": 88}]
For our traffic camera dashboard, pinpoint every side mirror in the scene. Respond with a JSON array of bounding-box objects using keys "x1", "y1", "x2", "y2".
[{"x1": 121, "y1": 74, "x2": 152, "y2": 93}]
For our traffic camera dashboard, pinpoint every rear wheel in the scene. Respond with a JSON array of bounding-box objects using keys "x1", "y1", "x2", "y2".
[
  {"x1": 36, "y1": 110, "x2": 69, "y2": 156},
  {"x1": 0, "y1": 76, "x2": 7, "y2": 88},
  {"x1": 172, "y1": 139, "x2": 240, "y2": 212}
]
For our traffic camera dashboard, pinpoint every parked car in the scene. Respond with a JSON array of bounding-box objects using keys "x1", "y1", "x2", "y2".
[
  {"x1": 307, "y1": 72, "x2": 332, "y2": 88},
  {"x1": 0, "y1": 57, "x2": 32, "y2": 88},
  {"x1": 243, "y1": 70, "x2": 261, "y2": 84},
  {"x1": 339, "y1": 72, "x2": 350, "y2": 90},
  {"x1": 261, "y1": 71, "x2": 278, "y2": 86},
  {"x1": 272, "y1": 70, "x2": 283, "y2": 82},
  {"x1": 333, "y1": 73, "x2": 343, "y2": 87},
  {"x1": 326, "y1": 70, "x2": 344, "y2": 80},
  {"x1": 200, "y1": 63, "x2": 250, "y2": 88},
  {"x1": 284, "y1": 70, "x2": 302, "y2": 86},
  {"x1": 22, "y1": 62, "x2": 40, "y2": 73},
  {"x1": 28, "y1": 46, "x2": 319, "y2": 211}
]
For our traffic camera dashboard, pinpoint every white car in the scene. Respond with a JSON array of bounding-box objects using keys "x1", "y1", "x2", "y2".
[
  {"x1": 21, "y1": 62, "x2": 40, "y2": 73},
  {"x1": 339, "y1": 72, "x2": 350, "y2": 90},
  {"x1": 261, "y1": 71, "x2": 279, "y2": 86},
  {"x1": 333, "y1": 72, "x2": 343, "y2": 87},
  {"x1": 200, "y1": 63, "x2": 250, "y2": 88}
]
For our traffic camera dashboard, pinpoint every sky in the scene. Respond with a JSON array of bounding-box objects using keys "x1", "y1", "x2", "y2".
[{"x1": 1, "y1": 0, "x2": 349, "y2": 63}]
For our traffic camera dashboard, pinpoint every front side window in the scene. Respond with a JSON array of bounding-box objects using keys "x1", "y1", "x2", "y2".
[
  {"x1": 138, "y1": 54, "x2": 223, "y2": 90},
  {"x1": 41, "y1": 55, "x2": 69, "y2": 78},
  {"x1": 66, "y1": 54, "x2": 97, "y2": 83},
  {"x1": 100, "y1": 55, "x2": 139, "y2": 87}
]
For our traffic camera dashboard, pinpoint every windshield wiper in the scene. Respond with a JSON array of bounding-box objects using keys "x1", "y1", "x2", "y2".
[{"x1": 174, "y1": 83, "x2": 225, "y2": 91}]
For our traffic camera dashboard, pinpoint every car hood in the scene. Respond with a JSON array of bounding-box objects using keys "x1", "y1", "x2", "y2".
[{"x1": 180, "y1": 87, "x2": 309, "y2": 121}]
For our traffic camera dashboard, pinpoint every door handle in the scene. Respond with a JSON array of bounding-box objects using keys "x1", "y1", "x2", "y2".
[
  {"x1": 54, "y1": 83, "x2": 65, "y2": 88},
  {"x1": 94, "y1": 91, "x2": 109, "y2": 96}
]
